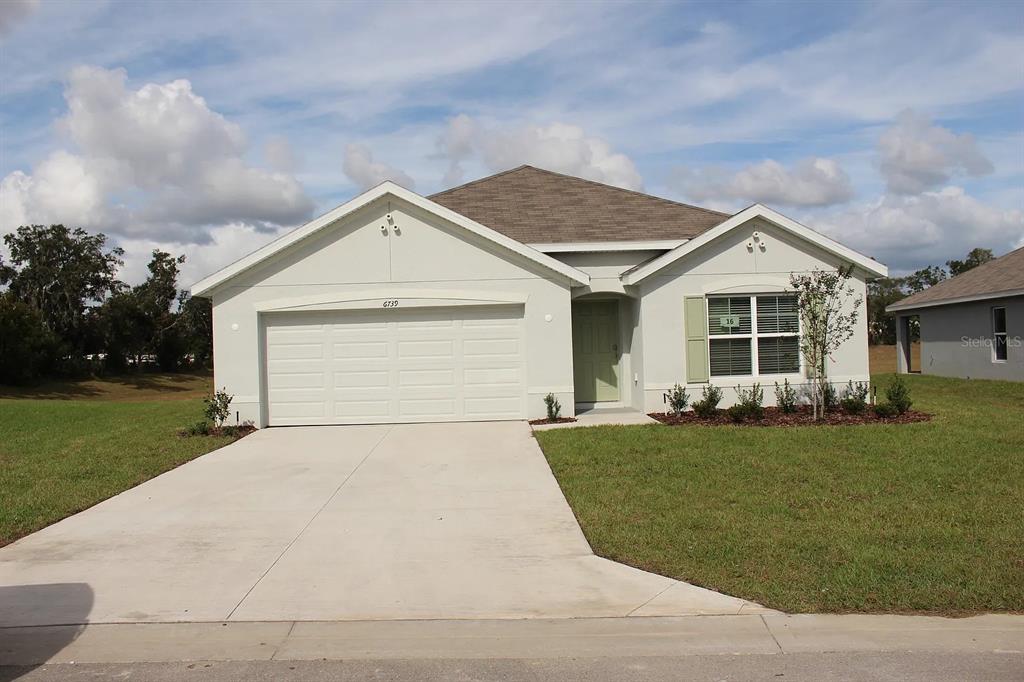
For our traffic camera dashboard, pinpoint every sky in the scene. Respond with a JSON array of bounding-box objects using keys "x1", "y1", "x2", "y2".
[{"x1": 1, "y1": 0, "x2": 1022, "y2": 286}]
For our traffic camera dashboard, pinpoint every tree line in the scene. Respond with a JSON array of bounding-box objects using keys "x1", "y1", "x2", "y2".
[
  {"x1": 0, "y1": 224, "x2": 211, "y2": 385},
  {"x1": 866, "y1": 247, "x2": 994, "y2": 345}
]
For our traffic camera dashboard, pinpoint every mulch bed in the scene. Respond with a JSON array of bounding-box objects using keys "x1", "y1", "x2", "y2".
[
  {"x1": 649, "y1": 406, "x2": 932, "y2": 427},
  {"x1": 529, "y1": 417, "x2": 578, "y2": 425}
]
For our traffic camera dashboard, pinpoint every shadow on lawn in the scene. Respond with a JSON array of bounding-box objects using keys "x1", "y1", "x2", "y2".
[{"x1": 0, "y1": 371, "x2": 212, "y2": 401}]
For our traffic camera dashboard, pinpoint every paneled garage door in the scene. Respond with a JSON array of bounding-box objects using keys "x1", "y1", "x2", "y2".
[{"x1": 264, "y1": 306, "x2": 526, "y2": 425}]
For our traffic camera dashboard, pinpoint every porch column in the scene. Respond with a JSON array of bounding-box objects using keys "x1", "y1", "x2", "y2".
[{"x1": 895, "y1": 315, "x2": 911, "y2": 374}]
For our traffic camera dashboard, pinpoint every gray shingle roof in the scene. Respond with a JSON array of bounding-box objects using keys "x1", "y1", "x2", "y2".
[
  {"x1": 429, "y1": 165, "x2": 729, "y2": 244},
  {"x1": 889, "y1": 246, "x2": 1024, "y2": 311}
]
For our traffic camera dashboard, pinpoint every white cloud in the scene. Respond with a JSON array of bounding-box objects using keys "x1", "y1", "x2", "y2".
[
  {"x1": 676, "y1": 157, "x2": 855, "y2": 208},
  {"x1": 878, "y1": 110, "x2": 994, "y2": 195},
  {"x1": 342, "y1": 143, "x2": 415, "y2": 191},
  {"x1": 814, "y1": 186, "x2": 1024, "y2": 271},
  {"x1": 438, "y1": 115, "x2": 643, "y2": 191},
  {"x1": 0, "y1": 0, "x2": 37, "y2": 37},
  {"x1": 264, "y1": 135, "x2": 300, "y2": 173},
  {"x1": 1, "y1": 66, "x2": 314, "y2": 251}
]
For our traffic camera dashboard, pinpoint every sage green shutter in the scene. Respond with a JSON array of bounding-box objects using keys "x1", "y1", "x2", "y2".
[{"x1": 684, "y1": 297, "x2": 709, "y2": 383}]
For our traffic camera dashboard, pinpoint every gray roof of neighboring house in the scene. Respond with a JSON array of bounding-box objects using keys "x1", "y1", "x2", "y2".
[
  {"x1": 429, "y1": 165, "x2": 729, "y2": 244},
  {"x1": 888, "y1": 246, "x2": 1024, "y2": 312}
]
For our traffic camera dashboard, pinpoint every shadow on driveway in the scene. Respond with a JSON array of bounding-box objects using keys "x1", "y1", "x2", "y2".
[{"x1": 0, "y1": 583, "x2": 93, "y2": 681}]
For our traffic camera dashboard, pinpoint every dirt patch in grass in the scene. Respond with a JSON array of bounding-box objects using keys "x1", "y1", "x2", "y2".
[
  {"x1": 649, "y1": 406, "x2": 932, "y2": 427},
  {"x1": 528, "y1": 417, "x2": 578, "y2": 425}
]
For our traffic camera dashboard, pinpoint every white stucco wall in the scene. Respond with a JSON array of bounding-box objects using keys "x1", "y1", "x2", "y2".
[
  {"x1": 635, "y1": 218, "x2": 872, "y2": 412},
  {"x1": 208, "y1": 196, "x2": 576, "y2": 425},
  {"x1": 915, "y1": 296, "x2": 1024, "y2": 381}
]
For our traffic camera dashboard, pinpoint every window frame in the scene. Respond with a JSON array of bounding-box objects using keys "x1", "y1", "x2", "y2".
[
  {"x1": 992, "y1": 306, "x2": 1008, "y2": 363},
  {"x1": 706, "y1": 294, "x2": 802, "y2": 379}
]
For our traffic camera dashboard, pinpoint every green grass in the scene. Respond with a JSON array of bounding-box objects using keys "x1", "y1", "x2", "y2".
[
  {"x1": 536, "y1": 374, "x2": 1024, "y2": 614},
  {"x1": 0, "y1": 376, "x2": 232, "y2": 546}
]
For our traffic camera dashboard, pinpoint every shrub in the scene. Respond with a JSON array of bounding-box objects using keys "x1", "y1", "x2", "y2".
[
  {"x1": 822, "y1": 382, "x2": 838, "y2": 411},
  {"x1": 873, "y1": 402, "x2": 898, "y2": 418},
  {"x1": 774, "y1": 379, "x2": 798, "y2": 414},
  {"x1": 839, "y1": 381, "x2": 869, "y2": 414},
  {"x1": 544, "y1": 393, "x2": 561, "y2": 420},
  {"x1": 692, "y1": 384, "x2": 723, "y2": 419},
  {"x1": 886, "y1": 376, "x2": 913, "y2": 414},
  {"x1": 181, "y1": 420, "x2": 211, "y2": 437},
  {"x1": 667, "y1": 383, "x2": 690, "y2": 417},
  {"x1": 204, "y1": 388, "x2": 233, "y2": 428},
  {"x1": 0, "y1": 294, "x2": 57, "y2": 385},
  {"x1": 733, "y1": 383, "x2": 764, "y2": 421}
]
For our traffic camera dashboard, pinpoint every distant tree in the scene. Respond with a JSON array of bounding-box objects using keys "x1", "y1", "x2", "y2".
[
  {"x1": 1, "y1": 225, "x2": 124, "y2": 367},
  {"x1": 176, "y1": 292, "x2": 213, "y2": 368},
  {"x1": 903, "y1": 265, "x2": 947, "y2": 294},
  {"x1": 0, "y1": 293, "x2": 58, "y2": 384},
  {"x1": 946, "y1": 248, "x2": 994, "y2": 277},
  {"x1": 98, "y1": 250, "x2": 186, "y2": 370},
  {"x1": 866, "y1": 277, "x2": 906, "y2": 345}
]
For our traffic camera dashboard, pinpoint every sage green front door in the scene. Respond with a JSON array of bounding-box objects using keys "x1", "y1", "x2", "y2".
[{"x1": 572, "y1": 301, "x2": 620, "y2": 402}]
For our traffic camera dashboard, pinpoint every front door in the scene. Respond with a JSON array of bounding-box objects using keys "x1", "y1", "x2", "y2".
[{"x1": 572, "y1": 301, "x2": 620, "y2": 402}]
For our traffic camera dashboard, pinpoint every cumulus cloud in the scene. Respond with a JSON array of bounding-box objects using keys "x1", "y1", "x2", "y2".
[
  {"x1": 0, "y1": 0, "x2": 37, "y2": 37},
  {"x1": 878, "y1": 110, "x2": 994, "y2": 195},
  {"x1": 676, "y1": 157, "x2": 855, "y2": 208},
  {"x1": 343, "y1": 143, "x2": 415, "y2": 191},
  {"x1": 814, "y1": 186, "x2": 1023, "y2": 271},
  {"x1": 0, "y1": 65, "x2": 314, "y2": 257},
  {"x1": 437, "y1": 114, "x2": 643, "y2": 190}
]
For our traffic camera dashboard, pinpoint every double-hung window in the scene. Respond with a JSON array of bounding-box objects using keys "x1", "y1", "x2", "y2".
[
  {"x1": 992, "y1": 307, "x2": 1008, "y2": 362},
  {"x1": 708, "y1": 295, "x2": 799, "y2": 377}
]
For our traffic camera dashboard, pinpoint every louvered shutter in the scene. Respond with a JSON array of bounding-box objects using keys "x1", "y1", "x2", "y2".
[{"x1": 684, "y1": 297, "x2": 709, "y2": 383}]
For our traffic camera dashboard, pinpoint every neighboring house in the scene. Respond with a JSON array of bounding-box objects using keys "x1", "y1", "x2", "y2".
[
  {"x1": 887, "y1": 247, "x2": 1024, "y2": 381},
  {"x1": 192, "y1": 166, "x2": 887, "y2": 426}
]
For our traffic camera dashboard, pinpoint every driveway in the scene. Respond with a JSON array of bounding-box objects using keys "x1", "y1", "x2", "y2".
[{"x1": 0, "y1": 422, "x2": 765, "y2": 625}]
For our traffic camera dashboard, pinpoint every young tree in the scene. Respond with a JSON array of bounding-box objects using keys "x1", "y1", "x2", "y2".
[
  {"x1": 790, "y1": 264, "x2": 863, "y2": 421},
  {"x1": 1, "y1": 225, "x2": 124, "y2": 367}
]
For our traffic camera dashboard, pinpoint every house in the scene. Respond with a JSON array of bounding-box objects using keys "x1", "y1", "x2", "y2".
[
  {"x1": 887, "y1": 246, "x2": 1023, "y2": 381},
  {"x1": 192, "y1": 166, "x2": 887, "y2": 426}
]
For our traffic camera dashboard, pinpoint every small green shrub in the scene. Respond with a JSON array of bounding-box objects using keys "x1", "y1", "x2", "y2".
[
  {"x1": 667, "y1": 383, "x2": 690, "y2": 416},
  {"x1": 204, "y1": 388, "x2": 233, "y2": 427},
  {"x1": 544, "y1": 393, "x2": 561, "y2": 420},
  {"x1": 181, "y1": 420, "x2": 211, "y2": 437},
  {"x1": 774, "y1": 379, "x2": 798, "y2": 414},
  {"x1": 839, "y1": 381, "x2": 869, "y2": 414},
  {"x1": 886, "y1": 376, "x2": 913, "y2": 414},
  {"x1": 733, "y1": 383, "x2": 764, "y2": 421},
  {"x1": 822, "y1": 382, "x2": 838, "y2": 411},
  {"x1": 874, "y1": 402, "x2": 898, "y2": 418},
  {"x1": 692, "y1": 384, "x2": 723, "y2": 419}
]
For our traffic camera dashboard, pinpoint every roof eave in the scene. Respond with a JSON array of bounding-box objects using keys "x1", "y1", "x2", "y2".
[
  {"x1": 887, "y1": 287, "x2": 1024, "y2": 313},
  {"x1": 191, "y1": 181, "x2": 590, "y2": 297},
  {"x1": 620, "y1": 204, "x2": 888, "y2": 285}
]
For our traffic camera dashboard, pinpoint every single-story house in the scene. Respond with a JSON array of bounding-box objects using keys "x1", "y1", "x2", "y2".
[
  {"x1": 192, "y1": 165, "x2": 887, "y2": 426},
  {"x1": 887, "y1": 246, "x2": 1023, "y2": 381}
]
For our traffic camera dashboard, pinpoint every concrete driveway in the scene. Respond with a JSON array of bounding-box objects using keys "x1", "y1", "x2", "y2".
[{"x1": 0, "y1": 422, "x2": 765, "y2": 625}]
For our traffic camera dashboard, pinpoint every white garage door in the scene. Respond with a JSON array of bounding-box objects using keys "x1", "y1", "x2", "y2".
[{"x1": 264, "y1": 306, "x2": 526, "y2": 425}]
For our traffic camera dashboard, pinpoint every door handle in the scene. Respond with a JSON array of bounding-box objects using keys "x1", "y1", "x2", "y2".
[{"x1": 612, "y1": 343, "x2": 618, "y2": 352}]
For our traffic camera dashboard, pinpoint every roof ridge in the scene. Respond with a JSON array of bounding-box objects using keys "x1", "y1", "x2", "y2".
[
  {"x1": 429, "y1": 164, "x2": 730, "y2": 218},
  {"x1": 428, "y1": 165, "x2": 531, "y2": 199},
  {"x1": 520, "y1": 165, "x2": 731, "y2": 218}
]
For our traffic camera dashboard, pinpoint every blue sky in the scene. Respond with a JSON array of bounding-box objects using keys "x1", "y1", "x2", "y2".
[{"x1": 1, "y1": 0, "x2": 1022, "y2": 284}]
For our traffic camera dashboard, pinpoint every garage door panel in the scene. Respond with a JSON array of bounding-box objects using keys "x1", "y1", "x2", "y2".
[
  {"x1": 265, "y1": 306, "x2": 525, "y2": 425},
  {"x1": 333, "y1": 370, "x2": 390, "y2": 388}
]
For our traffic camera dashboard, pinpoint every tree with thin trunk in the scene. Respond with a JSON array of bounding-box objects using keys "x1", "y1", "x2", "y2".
[{"x1": 790, "y1": 264, "x2": 863, "y2": 421}]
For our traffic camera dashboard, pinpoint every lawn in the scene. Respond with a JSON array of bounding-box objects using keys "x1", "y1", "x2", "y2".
[
  {"x1": 536, "y1": 373, "x2": 1024, "y2": 614},
  {"x1": 0, "y1": 373, "x2": 233, "y2": 547}
]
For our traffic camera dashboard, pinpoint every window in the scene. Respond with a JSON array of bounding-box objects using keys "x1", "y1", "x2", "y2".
[
  {"x1": 708, "y1": 295, "x2": 800, "y2": 377},
  {"x1": 993, "y1": 307, "x2": 1007, "y2": 362}
]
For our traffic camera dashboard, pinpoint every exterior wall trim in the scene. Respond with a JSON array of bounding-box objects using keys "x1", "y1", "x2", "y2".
[{"x1": 254, "y1": 289, "x2": 528, "y2": 312}]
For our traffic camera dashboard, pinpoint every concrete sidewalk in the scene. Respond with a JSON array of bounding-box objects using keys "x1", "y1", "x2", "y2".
[{"x1": 1, "y1": 614, "x2": 1021, "y2": 666}]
